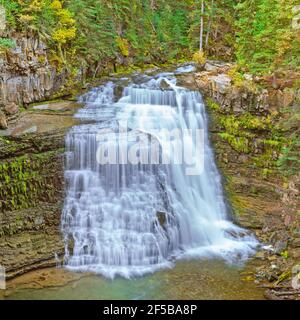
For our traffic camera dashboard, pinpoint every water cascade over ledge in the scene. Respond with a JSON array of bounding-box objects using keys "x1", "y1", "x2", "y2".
[{"x1": 61, "y1": 66, "x2": 258, "y2": 278}]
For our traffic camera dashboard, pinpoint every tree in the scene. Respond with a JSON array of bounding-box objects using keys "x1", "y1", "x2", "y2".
[
  {"x1": 199, "y1": 0, "x2": 205, "y2": 51},
  {"x1": 205, "y1": 0, "x2": 214, "y2": 48}
]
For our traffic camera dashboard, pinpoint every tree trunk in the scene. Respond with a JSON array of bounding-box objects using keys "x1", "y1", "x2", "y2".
[
  {"x1": 150, "y1": 0, "x2": 157, "y2": 10},
  {"x1": 199, "y1": 0, "x2": 205, "y2": 52},
  {"x1": 205, "y1": 0, "x2": 214, "y2": 49}
]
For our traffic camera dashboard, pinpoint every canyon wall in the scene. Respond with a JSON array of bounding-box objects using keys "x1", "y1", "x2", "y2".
[
  {"x1": 191, "y1": 62, "x2": 300, "y2": 298},
  {"x1": 0, "y1": 128, "x2": 67, "y2": 279},
  {"x1": 0, "y1": 33, "x2": 68, "y2": 130}
]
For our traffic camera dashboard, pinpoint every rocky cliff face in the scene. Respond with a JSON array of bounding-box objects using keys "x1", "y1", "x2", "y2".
[
  {"x1": 0, "y1": 33, "x2": 67, "y2": 129},
  {"x1": 0, "y1": 130, "x2": 65, "y2": 279},
  {"x1": 0, "y1": 102, "x2": 79, "y2": 279},
  {"x1": 192, "y1": 61, "x2": 300, "y2": 299}
]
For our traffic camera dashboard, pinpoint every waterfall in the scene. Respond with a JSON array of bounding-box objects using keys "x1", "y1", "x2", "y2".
[{"x1": 62, "y1": 66, "x2": 258, "y2": 279}]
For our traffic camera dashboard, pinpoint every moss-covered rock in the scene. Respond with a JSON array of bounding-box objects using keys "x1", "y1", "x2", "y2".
[
  {"x1": 192, "y1": 67, "x2": 300, "y2": 298},
  {"x1": 0, "y1": 107, "x2": 77, "y2": 279}
]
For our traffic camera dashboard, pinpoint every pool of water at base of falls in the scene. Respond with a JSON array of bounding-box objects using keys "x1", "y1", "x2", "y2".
[
  {"x1": 3, "y1": 260, "x2": 265, "y2": 300},
  {"x1": 61, "y1": 63, "x2": 259, "y2": 279}
]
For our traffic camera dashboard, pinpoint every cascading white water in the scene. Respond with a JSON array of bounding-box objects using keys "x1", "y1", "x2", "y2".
[{"x1": 62, "y1": 66, "x2": 258, "y2": 278}]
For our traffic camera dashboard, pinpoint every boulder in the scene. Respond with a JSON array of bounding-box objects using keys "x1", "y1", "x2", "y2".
[{"x1": 292, "y1": 238, "x2": 300, "y2": 248}]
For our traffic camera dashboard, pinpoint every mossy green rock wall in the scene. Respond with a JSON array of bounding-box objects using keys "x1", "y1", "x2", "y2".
[
  {"x1": 0, "y1": 129, "x2": 66, "y2": 279},
  {"x1": 191, "y1": 65, "x2": 300, "y2": 292}
]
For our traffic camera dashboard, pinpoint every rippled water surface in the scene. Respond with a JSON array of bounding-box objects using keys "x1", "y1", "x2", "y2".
[{"x1": 4, "y1": 260, "x2": 264, "y2": 300}]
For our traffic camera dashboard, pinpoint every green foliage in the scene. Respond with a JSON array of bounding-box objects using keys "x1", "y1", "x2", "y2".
[
  {"x1": 1, "y1": 1, "x2": 299, "y2": 75},
  {"x1": 212, "y1": 105, "x2": 285, "y2": 175},
  {"x1": 0, "y1": 37, "x2": 15, "y2": 49},
  {"x1": 280, "y1": 250, "x2": 289, "y2": 259},
  {"x1": 1, "y1": 1, "x2": 75, "y2": 52},
  {"x1": 277, "y1": 102, "x2": 300, "y2": 175},
  {"x1": 64, "y1": 0, "x2": 193, "y2": 68},
  {"x1": 219, "y1": 132, "x2": 250, "y2": 153},
  {"x1": 0, "y1": 150, "x2": 63, "y2": 212},
  {"x1": 206, "y1": 98, "x2": 221, "y2": 111},
  {"x1": 235, "y1": 0, "x2": 300, "y2": 73},
  {"x1": 116, "y1": 37, "x2": 129, "y2": 57},
  {"x1": 51, "y1": 1, "x2": 76, "y2": 45},
  {"x1": 188, "y1": 0, "x2": 237, "y2": 60},
  {"x1": 0, "y1": 0, "x2": 21, "y2": 27},
  {"x1": 193, "y1": 50, "x2": 206, "y2": 66}
]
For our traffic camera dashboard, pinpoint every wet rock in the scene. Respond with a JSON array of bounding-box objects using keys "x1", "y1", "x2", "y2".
[
  {"x1": 209, "y1": 74, "x2": 231, "y2": 94},
  {"x1": 292, "y1": 249, "x2": 300, "y2": 259},
  {"x1": 268, "y1": 255, "x2": 278, "y2": 262},
  {"x1": 114, "y1": 84, "x2": 126, "y2": 101},
  {"x1": 34, "y1": 217, "x2": 45, "y2": 226},
  {"x1": 292, "y1": 265, "x2": 300, "y2": 275},
  {"x1": 204, "y1": 62, "x2": 219, "y2": 73},
  {"x1": 0, "y1": 110, "x2": 7, "y2": 129},
  {"x1": 204, "y1": 61, "x2": 231, "y2": 73},
  {"x1": 227, "y1": 228, "x2": 251, "y2": 239},
  {"x1": 279, "y1": 89, "x2": 295, "y2": 108},
  {"x1": 274, "y1": 241, "x2": 288, "y2": 255},
  {"x1": 144, "y1": 67, "x2": 160, "y2": 75},
  {"x1": 32, "y1": 101, "x2": 78, "y2": 112},
  {"x1": 255, "y1": 251, "x2": 266, "y2": 260},
  {"x1": 176, "y1": 74, "x2": 198, "y2": 90},
  {"x1": 284, "y1": 214, "x2": 295, "y2": 226},
  {"x1": 267, "y1": 273, "x2": 279, "y2": 282},
  {"x1": 159, "y1": 79, "x2": 171, "y2": 90},
  {"x1": 244, "y1": 74, "x2": 253, "y2": 81},
  {"x1": 0, "y1": 114, "x2": 76, "y2": 278},
  {"x1": 194, "y1": 61, "x2": 300, "y2": 296},
  {"x1": 0, "y1": 34, "x2": 69, "y2": 128},
  {"x1": 22, "y1": 126, "x2": 38, "y2": 134},
  {"x1": 292, "y1": 238, "x2": 300, "y2": 248},
  {"x1": 4, "y1": 102, "x2": 19, "y2": 115},
  {"x1": 237, "y1": 154, "x2": 249, "y2": 163},
  {"x1": 291, "y1": 274, "x2": 300, "y2": 290},
  {"x1": 157, "y1": 211, "x2": 167, "y2": 229}
]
